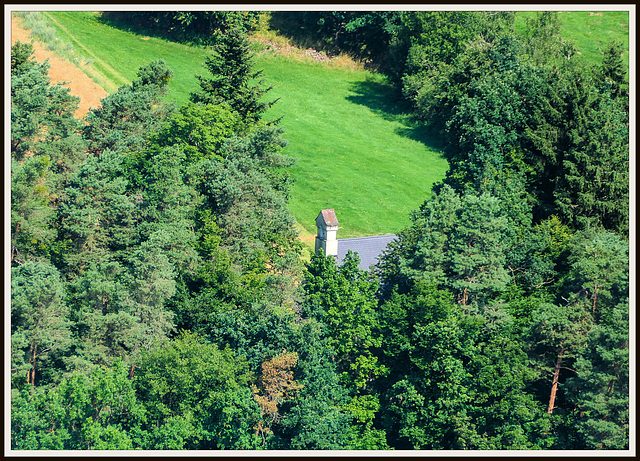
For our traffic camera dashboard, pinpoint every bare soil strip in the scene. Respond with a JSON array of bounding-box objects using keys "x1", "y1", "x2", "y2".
[{"x1": 11, "y1": 14, "x2": 108, "y2": 119}]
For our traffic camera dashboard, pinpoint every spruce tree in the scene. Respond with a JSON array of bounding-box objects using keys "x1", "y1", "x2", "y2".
[
  {"x1": 191, "y1": 26, "x2": 278, "y2": 125},
  {"x1": 599, "y1": 40, "x2": 628, "y2": 102},
  {"x1": 554, "y1": 74, "x2": 629, "y2": 236}
]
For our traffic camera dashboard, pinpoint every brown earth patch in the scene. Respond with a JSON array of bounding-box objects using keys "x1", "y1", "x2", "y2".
[
  {"x1": 11, "y1": 14, "x2": 107, "y2": 119},
  {"x1": 252, "y1": 33, "x2": 368, "y2": 72}
]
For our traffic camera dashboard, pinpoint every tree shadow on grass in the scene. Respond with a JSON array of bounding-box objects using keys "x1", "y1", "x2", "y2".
[
  {"x1": 346, "y1": 77, "x2": 446, "y2": 153},
  {"x1": 97, "y1": 12, "x2": 166, "y2": 39},
  {"x1": 96, "y1": 12, "x2": 210, "y2": 48},
  {"x1": 268, "y1": 12, "x2": 337, "y2": 57}
]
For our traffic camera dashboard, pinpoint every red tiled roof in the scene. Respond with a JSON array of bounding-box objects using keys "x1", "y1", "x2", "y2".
[{"x1": 320, "y1": 209, "x2": 339, "y2": 227}]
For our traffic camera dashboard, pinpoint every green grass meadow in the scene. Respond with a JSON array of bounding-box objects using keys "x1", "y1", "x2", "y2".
[
  {"x1": 514, "y1": 10, "x2": 630, "y2": 72},
  {"x1": 25, "y1": 11, "x2": 449, "y2": 239},
  {"x1": 40, "y1": 11, "x2": 207, "y2": 97},
  {"x1": 556, "y1": 10, "x2": 630, "y2": 71},
  {"x1": 18, "y1": 9, "x2": 630, "y2": 240},
  {"x1": 258, "y1": 56, "x2": 448, "y2": 238}
]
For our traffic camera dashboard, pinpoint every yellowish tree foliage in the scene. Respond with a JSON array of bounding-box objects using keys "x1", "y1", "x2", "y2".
[{"x1": 253, "y1": 350, "x2": 303, "y2": 440}]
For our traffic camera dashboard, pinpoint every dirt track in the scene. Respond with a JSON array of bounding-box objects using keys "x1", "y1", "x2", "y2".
[{"x1": 11, "y1": 14, "x2": 107, "y2": 118}]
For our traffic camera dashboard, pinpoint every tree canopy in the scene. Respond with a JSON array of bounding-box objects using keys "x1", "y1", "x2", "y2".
[{"x1": 10, "y1": 10, "x2": 629, "y2": 451}]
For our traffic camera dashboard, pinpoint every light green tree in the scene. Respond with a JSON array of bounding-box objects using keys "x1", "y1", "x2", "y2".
[
  {"x1": 11, "y1": 360, "x2": 146, "y2": 450},
  {"x1": 134, "y1": 332, "x2": 263, "y2": 449},
  {"x1": 11, "y1": 261, "x2": 72, "y2": 388},
  {"x1": 567, "y1": 229, "x2": 629, "y2": 318},
  {"x1": 303, "y1": 251, "x2": 387, "y2": 389}
]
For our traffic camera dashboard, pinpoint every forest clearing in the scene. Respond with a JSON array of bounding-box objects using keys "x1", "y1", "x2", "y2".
[{"x1": 9, "y1": 8, "x2": 631, "y2": 453}]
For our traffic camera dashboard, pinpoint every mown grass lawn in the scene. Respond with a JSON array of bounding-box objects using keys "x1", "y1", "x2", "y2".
[
  {"x1": 30, "y1": 9, "x2": 630, "y2": 240},
  {"x1": 514, "y1": 10, "x2": 630, "y2": 73},
  {"x1": 556, "y1": 10, "x2": 630, "y2": 71},
  {"x1": 36, "y1": 10, "x2": 449, "y2": 239},
  {"x1": 41, "y1": 11, "x2": 207, "y2": 98},
  {"x1": 258, "y1": 55, "x2": 448, "y2": 238}
]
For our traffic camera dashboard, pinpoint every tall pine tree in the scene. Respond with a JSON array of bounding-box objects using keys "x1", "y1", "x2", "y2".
[{"x1": 191, "y1": 26, "x2": 278, "y2": 125}]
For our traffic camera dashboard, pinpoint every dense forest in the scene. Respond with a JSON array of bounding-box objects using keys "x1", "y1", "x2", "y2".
[{"x1": 10, "y1": 11, "x2": 630, "y2": 450}]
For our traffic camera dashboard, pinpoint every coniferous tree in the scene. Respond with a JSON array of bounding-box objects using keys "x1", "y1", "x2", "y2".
[
  {"x1": 566, "y1": 229, "x2": 629, "y2": 320},
  {"x1": 447, "y1": 193, "x2": 512, "y2": 307},
  {"x1": 83, "y1": 60, "x2": 175, "y2": 156},
  {"x1": 11, "y1": 156, "x2": 57, "y2": 265},
  {"x1": 527, "y1": 302, "x2": 592, "y2": 417},
  {"x1": 378, "y1": 185, "x2": 515, "y2": 308},
  {"x1": 10, "y1": 10, "x2": 631, "y2": 451},
  {"x1": 191, "y1": 25, "x2": 278, "y2": 125},
  {"x1": 554, "y1": 73, "x2": 629, "y2": 236},
  {"x1": 565, "y1": 301, "x2": 629, "y2": 449},
  {"x1": 11, "y1": 41, "x2": 81, "y2": 161},
  {"x1": 11, "y1": 261, "x2": 72, "y2": 388},
  {"x1": 599, "y1": 40, "x2": 628, "y2": 102},
  {"x1": 11, "y1": 41, "x2": 85, "y2": 265},
  {"x1": 57, "y1": 150, "x2": 140, "y2": 276}
]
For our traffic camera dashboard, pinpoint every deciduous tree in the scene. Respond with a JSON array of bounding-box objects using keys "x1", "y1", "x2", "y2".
[
  {"x1": 134, "y1": 332, "x2": 263, "y2": 449},
  {"x1": 303, "y1": 251, "x2": 386, "y2": 388},
  {"x1": 11, "y1": 360, "x2": 146, "y2": 450}
]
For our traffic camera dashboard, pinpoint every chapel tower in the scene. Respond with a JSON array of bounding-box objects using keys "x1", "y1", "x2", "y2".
[{"x1": 315, "y1": 209, "x2": 339, "y2": 257}]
